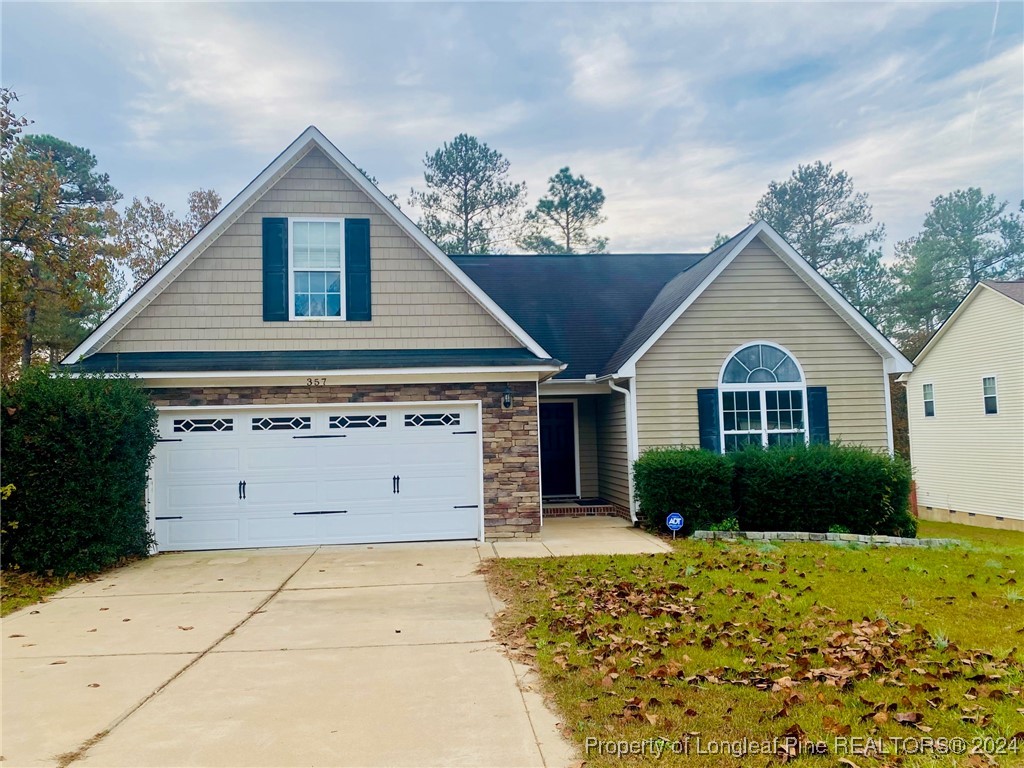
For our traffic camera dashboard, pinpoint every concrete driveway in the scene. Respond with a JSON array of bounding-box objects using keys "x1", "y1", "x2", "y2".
[{"x1": 3, "y1": 518, "x2": 668, "y2": 768}]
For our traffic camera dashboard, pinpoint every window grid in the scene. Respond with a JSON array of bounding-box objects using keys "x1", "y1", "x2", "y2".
[
  {"x1": 291, "y1": 220, "x2": 343, "y2": 319},
  {"x1": 719, "y1": 343, "x2": 807, "y2": 453},
  {"x1": 923, "y1": 383, "x2": 935, "y2": 418},
  {"x1": 173, "y1": 418, "x2": 233, "y2": 433},
  {"x1": 252, "y1": 416, "x2": 312, "y2": 431},
  {"x1": 329, "y1": 414, "x2": 387, "y2": 429},
  {"x1": 983, "y1": 377, "x2": 998, "y2": 415},
  {"x1": 404, "y1": 413, "x2": 461, "y2": 427}
]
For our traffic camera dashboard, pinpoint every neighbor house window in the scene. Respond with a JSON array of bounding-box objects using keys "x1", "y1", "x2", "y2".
[
  {"x1": 719, "y1": 343, "x2": 806, "y2": 451},
  {"x1": 983, "y1": 377, "x2": 998, "y2": 415},
  {"x1": 922, "y1": 383, "x2": 935, "y2": 417},
  {"x1": 290, "y1": 220, "x2": 343, "y2": 318}
]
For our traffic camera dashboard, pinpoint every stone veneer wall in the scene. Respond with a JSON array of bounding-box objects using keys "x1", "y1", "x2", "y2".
[{"x1": 147, "y1": 381, "x2": 540, "y2": 539}]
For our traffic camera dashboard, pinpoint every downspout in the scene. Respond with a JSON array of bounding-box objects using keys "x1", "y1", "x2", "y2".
[{"x1": 607, "y1": 377, "x2": 639, "y2": 524}]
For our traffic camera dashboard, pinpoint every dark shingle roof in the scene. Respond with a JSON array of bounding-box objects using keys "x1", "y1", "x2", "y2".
[
  {"x1": 601, "y1": 224, "x2": 755, "y2": 374},
  {"x1": 983, "y1": 280, "x2": 1024, "y2": 305},
  {"x1": 453, "y1": 251, "x2": 715, "y2": 378},
  {"x1": 71, "y1": 348, "x2": 560, "y2": 373}
]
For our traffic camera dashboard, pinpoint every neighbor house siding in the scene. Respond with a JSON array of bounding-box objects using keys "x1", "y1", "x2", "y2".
[
  {"x1": 634, "y1": 238, "x2": 888, "y2": 451},
  {"x1": 596, "y1": 392, "x2": 630, "y2": 509},
  {"x1": 100, "y1": 148, "x2": 519, "y2": 353},
  {"x1": 907, "y1": 287, "x2": 1024, "y2": 524},
  {"x1": 576, "y1": 396, "x2": 600, "y2": 498}
]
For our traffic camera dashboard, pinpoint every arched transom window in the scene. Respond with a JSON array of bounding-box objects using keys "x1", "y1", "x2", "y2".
[{"x1": 719, "y1": 343, "x2": 807, "y2": 451}]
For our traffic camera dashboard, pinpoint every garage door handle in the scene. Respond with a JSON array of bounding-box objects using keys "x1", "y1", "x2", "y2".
[
  {"x1": 238, "y1": 480, "x2": 247, "y2": 500},
  {"x1": 155, "y1": 516, "x2": 183, "y2": 520},
  {"x1": 293, "y1": 434, "x2": 347, "y2": 439},
  {"x1": 392, "y1": 475, "x2": 401, "y2": 494},
  {"x1": 242, "y1": 481, "x2": 246, "y2": 499},
  {"x1": 453, "y1": 505, "x2": 478, "y2": 509},
  {"x1": 293, "y1": 510, "x2": 347, "y2": 516}
]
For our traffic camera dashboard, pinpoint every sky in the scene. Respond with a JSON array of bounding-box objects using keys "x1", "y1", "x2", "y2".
[{"x1": 3, "y1": 1, "x2": 1022, "y2": 254}]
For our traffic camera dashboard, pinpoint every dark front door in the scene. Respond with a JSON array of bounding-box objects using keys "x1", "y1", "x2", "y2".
[{"x1": 540, "y1": 402, "x2": 577, "y2": 497}]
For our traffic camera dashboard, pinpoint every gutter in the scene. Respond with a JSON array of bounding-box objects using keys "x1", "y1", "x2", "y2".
[{"x1": 606, "y1": 376, "x2": 640, "y2": 525}]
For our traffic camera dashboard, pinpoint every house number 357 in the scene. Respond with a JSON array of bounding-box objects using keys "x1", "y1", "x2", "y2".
[{"x1": 306, "y1": 378, "x2": 327, "y2": 387}]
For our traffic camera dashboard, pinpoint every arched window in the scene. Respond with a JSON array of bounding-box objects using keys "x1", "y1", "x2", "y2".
[{"x1": 719, "y1": 342, "x2": 807, "y2": 451}]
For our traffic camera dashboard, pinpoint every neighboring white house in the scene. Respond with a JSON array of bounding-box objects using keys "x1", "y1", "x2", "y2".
[{"x1": 905, "y1": 280, "x2": 1024, "y2": 531}]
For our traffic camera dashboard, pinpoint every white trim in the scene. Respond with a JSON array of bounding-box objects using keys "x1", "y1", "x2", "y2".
[
  {"x1": 615, "y1": 221, "x2": 913, "y2": 376},
  {"x1": 477, "y1": 401, "x2": 486, "y2": 542},
  {"x1": 882, "y1": 369, "x2": 895, "y2": 456},
  {"x1": 540, "y1": 398, "x2": 581, "y2": 498},
  {"x1": 981, "y1": 374, "x2": 999, "y2": 415},
  {"x1": 91, "y1": 364, "x2": 563, "y2": 382},
  {"x1": 64, "y1": 126, "x2": 550, "y2": 364},
  {"x1": 716, "y1": 340, "x2": 807, "y2": 387},
  {"x1": 536, "y1": 380, "x2": 543, "y2": 528},
  {"x1": 608, "y1": 377, "x2": 639, "y2": 523},
  {"x1": 288, "y1": 217, "x2": 346, "y2": 321}
]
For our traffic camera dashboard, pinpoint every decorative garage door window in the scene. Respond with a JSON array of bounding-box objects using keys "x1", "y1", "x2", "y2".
[
  {"x1": 329, "y1": 414, "x2": 387, "y2": 429},
  {"x1": 252, "y1": 416, "x2": 312, "y2": 431},
  {"x1": 173, "y1": 417, "x2": 233, "y2": 433},
  {"x1": 719, "y1": 343, "x2": 806, "y2": 451},
  {"x1": 404, "y1": 412, "x2": 461, "y2": 427}
]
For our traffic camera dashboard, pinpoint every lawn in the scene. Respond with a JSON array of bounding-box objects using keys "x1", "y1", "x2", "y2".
[
  {"x1": 487, "y1": 524, "x2": 1023, "y2": 767},
  {"x1": 1, "y1": 569, "x2": 79, "y2": 617}
]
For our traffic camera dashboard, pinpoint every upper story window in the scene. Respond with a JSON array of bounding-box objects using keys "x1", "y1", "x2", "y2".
[
  {"x1": 719, "y1": 343, "x2": 807, "y2": 451},
  {"x1": 290, "y1": 220, "x2": 344, "y2": 319},
  {"x1": 922, "y1": 383, "x2": 935, "y2": 417},
  {"x1": 982, "y1": 376, "x2": 998, "y2": 415}
]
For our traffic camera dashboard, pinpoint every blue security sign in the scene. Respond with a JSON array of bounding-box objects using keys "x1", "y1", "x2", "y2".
[{"x1": 666, "y1": 512, "x2": 684, "y2": 531}]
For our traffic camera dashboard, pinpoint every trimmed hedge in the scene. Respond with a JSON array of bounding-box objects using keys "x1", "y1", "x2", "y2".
[
  {"x1": 1, "y1": 368, "x2": 159, "y2": 575},
  {"x1": 634, "y1": 443, "x2": 915, "y2": 538},
  {"x1": 633, "y1": 447, "x2": 733, "y2": 534}
]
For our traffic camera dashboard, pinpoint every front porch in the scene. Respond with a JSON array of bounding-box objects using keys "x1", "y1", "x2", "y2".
[{"x1": 539, "y1": 393, "x2": 632, "y2": 520}]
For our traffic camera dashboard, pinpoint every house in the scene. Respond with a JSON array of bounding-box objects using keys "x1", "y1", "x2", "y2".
[
  {"x1": 64, "y1": 127, "x2": 912, "y2": 552},
  {"x1": 904, "y1": 281, "x2": 1024, "y2": 531}
]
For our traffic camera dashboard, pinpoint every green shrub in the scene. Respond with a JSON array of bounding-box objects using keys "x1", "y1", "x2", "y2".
[
  {"x1": 633, "y1": 447, "x2": 733, "y2": 533},
  {"x1": 708, "y1": 517, "x2": 740, "y2": 532},
  {"x1": 1, "y1": 367, "x2": 159, "y2": 575},
  {"x1": 729, "y1": 443, "x2": 914, "y2": 536}
]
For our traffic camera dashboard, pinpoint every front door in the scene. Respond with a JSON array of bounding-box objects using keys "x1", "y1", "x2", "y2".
[{"x1": 540, "y1": 402, "x2": 577, "y2": 497}]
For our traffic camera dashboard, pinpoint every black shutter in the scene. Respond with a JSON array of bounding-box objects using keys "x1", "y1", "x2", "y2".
[
  {"x1": 697, "y1": 388, "x2": 721, "y2": 453},
  {"x1": 262, "y1": 218, "x2": 288, "y2": 322},
  {"x1": 345, "y1": 218, "x2": 371, "y2": 321},
  {"x1": 807, "y1": 386, "x2": 830, "y2": 444}
]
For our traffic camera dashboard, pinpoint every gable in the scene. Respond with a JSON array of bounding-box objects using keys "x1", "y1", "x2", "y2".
[
  {"x1": 910, "y1": 286, "x2": 1024, "y2": 382},
  {"x1": 634, "y1": 237, "x2": 890, "y2": 450},
  {"x1": 92, "y1": 148, "x2": 520, "y2": 355}
]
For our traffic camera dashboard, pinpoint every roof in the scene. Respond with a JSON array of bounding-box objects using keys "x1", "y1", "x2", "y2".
[
  {"x1": 602, "y1": 224, "x2": 755, "y2": 374},
  {"x1": 68, "y1": 348, "x2": 561, "y2": 374},
  {"x1": 982, "y1": 280, "x2": 1024, "y2": 305},
  {"x1": 451, "y1": 252, "x2": 708, "y2": 378},
  {"x1": 63, "y1": 126, "x2": 550, "y2": 365}
]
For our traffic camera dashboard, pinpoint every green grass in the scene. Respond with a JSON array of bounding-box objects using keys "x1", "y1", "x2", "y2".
[
  {"x1": 918, "y1": 519, "x2": 1024, "y2": 550},
  {"x1": 487, "y1": 534, "x2": 1024, "y2": 767},
  {"x1": 0, "y1": 569, "x2": 79, "y2": 616}
]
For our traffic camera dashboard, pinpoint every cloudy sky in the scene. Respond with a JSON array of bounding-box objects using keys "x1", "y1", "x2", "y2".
[{"x1": 3, "y1": 1, "x2": 1021, "y2": 253}]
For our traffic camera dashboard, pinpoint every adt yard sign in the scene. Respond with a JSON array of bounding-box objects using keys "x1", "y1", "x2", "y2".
[{"x1": 666, "y1": 512, "x2": 684, "y2": 539}]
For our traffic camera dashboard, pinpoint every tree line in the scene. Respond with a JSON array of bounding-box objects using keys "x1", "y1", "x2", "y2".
[{"x1": 3, "y1": 86, "x2": 1020, "y2": 381}]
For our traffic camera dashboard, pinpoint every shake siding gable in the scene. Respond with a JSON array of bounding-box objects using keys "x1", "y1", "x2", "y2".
[
  {"x1": 907, "y1": 287, "x2": 1024, "y2": 521},
  {"x1": 100, "y1": 148, "x2": 519, "y2": 353},
  {"x1": 634, "y1": 239, "x2": 888, "y2": 451}
]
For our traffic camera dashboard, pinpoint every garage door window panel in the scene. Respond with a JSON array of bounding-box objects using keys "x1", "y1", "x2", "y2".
[
  {"x1": 405, "y1": 413, "x2": 461, "y2": 427},
  {"x1": 173, "y1": 417, "x2": 233, "y2": 433},
  {"x1": 252, "y1": 416, "x2": 312, "y2": 431}
]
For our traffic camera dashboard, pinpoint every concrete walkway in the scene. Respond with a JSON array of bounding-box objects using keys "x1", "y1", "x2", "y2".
[{"x1": 2, "y1": 518, "x2": 667, "y2": 768}]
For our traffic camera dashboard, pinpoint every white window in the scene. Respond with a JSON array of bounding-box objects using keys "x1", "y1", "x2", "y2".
[
  {"x1": 719, "y1": 342, "x2": 807, "y2": 451},
  {"x1": 290, "y1": 219, "x2": 344, "y2": 319},
  {"x1": 923, "y1": 383, "x2": 935, "y2": 418},
  {"x1": 982, "y1": 376, "x2": 998, "y2": 415}
]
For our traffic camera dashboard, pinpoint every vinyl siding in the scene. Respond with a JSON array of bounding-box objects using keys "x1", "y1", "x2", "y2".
[
  {"x1": 576, "y1": 396, "x2": 600, "y2": 497},
  {"x1": 100, "y1": 148, "x2": 519, "y2": 353},
  {"x1": 635, "y1": 238, "x2": 888, "y2": 451},
  {"x1": 907, "y1": 288, "x2": 1024, "y2": 521},
  {"x1": 596, "y1": 392, "x2": 630, "y2": 509}
]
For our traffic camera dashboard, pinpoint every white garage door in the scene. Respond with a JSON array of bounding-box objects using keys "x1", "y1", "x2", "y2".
[{"x1": 150, "y1": 404, "x2": 482, "y2": 551}]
